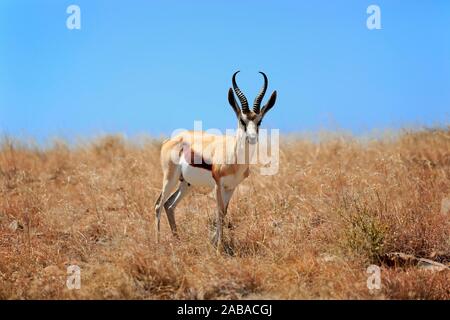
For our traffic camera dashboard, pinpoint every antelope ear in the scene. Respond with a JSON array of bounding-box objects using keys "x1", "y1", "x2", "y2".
[
  {"x1": 261, "y1": 90, "x2": 277, "y2": 117},
  {"x1": 228, "y1": 88, "x2": 241, "y2": 118}
]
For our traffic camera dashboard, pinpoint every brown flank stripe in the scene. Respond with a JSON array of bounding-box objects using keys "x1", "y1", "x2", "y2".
[{"x1": 182, "y1": 146, "x2": 212, "y2": 171}]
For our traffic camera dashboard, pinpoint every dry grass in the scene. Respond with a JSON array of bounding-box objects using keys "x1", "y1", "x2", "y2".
[{"x1": 0, "y1": 128, "x2": 449, "y2": 299}]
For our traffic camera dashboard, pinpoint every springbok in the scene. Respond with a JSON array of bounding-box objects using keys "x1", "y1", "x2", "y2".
[{"x1": 154, "y1": 71, "x2": 277, "y2": 248}]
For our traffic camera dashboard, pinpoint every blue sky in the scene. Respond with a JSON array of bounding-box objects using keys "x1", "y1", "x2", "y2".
[{"x1": 1, "y1": 0, "x2": 449, "y2": 141}]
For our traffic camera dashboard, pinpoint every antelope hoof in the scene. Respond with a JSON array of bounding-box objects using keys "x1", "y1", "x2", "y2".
[{"x1": 172, "y1": 231, "x2": 180, "y2": 240}]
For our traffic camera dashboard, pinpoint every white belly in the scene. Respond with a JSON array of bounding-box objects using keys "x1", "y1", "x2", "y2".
[{"x1": 180, "y1": 156, "x2": 215, "y2": 188}]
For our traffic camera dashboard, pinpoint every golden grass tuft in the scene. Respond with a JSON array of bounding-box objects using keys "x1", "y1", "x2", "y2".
[{"x1": 0, "y1": 128, "x2": 449, "y2": 299}]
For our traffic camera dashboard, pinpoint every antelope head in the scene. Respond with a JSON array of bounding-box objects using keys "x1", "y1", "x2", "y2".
[{"x1": 228, "y1": 71, "x2": 277, "y2": 145}]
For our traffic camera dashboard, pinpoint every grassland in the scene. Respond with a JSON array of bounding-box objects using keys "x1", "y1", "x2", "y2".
[{"x1": 0, "y1": 128, "x2": 449, "y2": 299}]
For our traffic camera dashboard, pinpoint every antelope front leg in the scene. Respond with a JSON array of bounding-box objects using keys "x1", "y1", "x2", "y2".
[{"x1": 212, "y1": 182, "x2": 234, "y2": 251}]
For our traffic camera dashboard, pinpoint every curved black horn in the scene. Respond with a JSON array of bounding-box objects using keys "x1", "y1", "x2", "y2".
[
  {"x1": 253, "y1": 71, "x2": 268, "y2": 113},
  {"x1": 232, "y1": 71, "x2": 250, "y2": 113}
]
